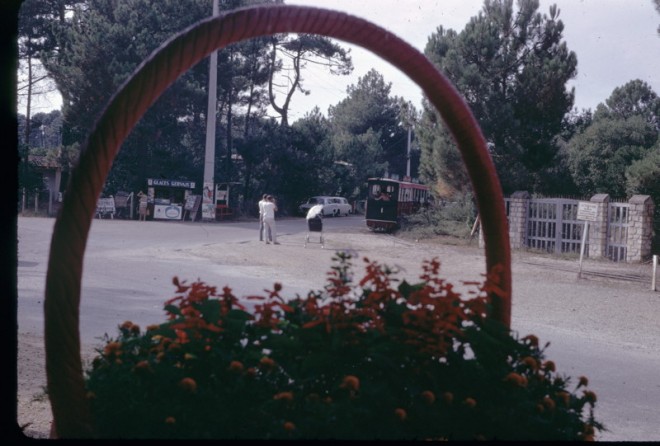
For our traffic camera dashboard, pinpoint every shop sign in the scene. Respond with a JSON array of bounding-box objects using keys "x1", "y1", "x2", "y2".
[{"x1": 147, "y1": 178, "x2": 196, "y2": 189}]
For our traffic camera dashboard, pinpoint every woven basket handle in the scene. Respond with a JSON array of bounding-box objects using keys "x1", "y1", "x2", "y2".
[{"x1": 44, "y1": 5, "x2": 511, "y2": 437}]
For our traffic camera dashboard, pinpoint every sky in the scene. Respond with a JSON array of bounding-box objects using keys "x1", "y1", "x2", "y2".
[
  {"x1": 21, "y1": 0, "x2": 660, "y2": 121},
  {"x1": 282, "y1": 0, "x2": 660, "y2": 122}
]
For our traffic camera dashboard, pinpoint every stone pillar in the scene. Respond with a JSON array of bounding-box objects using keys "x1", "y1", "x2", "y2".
[
  {"x1": 480, "y1": 191, "x2": 528, "y2": 250},
  {"x1": 588, "y1": 194, "x2": 609, "y2": 258},
  {"x1": 627, "y1": 195, "x2": 654, "y2": 262},
  {"x1": 508, "y1": 191, "x2": 529, "y2": 250}
]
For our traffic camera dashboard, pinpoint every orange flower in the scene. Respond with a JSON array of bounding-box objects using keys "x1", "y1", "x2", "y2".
[
  {"x1": 503, "y1": 372, "x2": 527, "y2": 387},
  {"x1": 146, "y1": 324, "x2": 160, "y2": 332},
  {"x1": 133, "y1": 360, "x2": 153, "y2": 374},
  {"x1": 556, "y1": 391, "x2": 571, "y2": 407},
  {"x1": 246, "y1": 367, "x2": 257, "y2": 378},
  {"x1": 179, "y1": 377, "x2": 197, "y2": 393},
  {"x1": 542, "y1": 396, "x2": 556, "y2": 411},
  {"x1": 463, "y1": 397, "x2": 477, "y2": 409},
  {"x1": 420, "y1": 390, "x2": 436, "y2": 405},
  {"x1": 273, "y1": 391, "x2": 294, "y2": 401},
  {"x1": 521, "y1": 356, "x2": 538, "y2": 371},
  {"x1": 165, "y1": 416, "x2": 176, "y2": 425},
  {"x1": 283, "y1": 421, "x2": 295, "y2": 431},
  {"x1": 228, "y1": 360, "x2": 244, "y2": 373},
  {"x1": 85, "y1": 391, "x2": 96, "y2": 400},
  {"x1": 578, "y1": 376, "x2": 589, "y2": 388},
  {"x1": 583, "y1": 390, "x2": 597, "y2": 404},
  {"x1": 394, "y1": 408, "x2": 407, "y2": 421},
  {"x1": 120, "y1": 320, "x2": 134, "y2": 330},
  {"x1": 259, "y1": 356, "x2": 276, "y2": 370},
  {"x1": 340, "y1": 375, "x2": 360, "y2": 392},
  {"x1": 442, "y1": 392, "x2": 454, "y2": 405},
  {"x1": 103, "y1": 342, "x2": 122, "y2": 357},
  {"x1": 521, "y1": 334, "x2": 539, "y2": 347},
  {"x1": 535, "y1": 403, "x2": 544, "y2": 414},
  {"x1": 543, "y1": 360, "x2": 556, "y2": 372}
]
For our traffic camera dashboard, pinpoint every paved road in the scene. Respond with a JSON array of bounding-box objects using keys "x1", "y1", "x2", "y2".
[{"x1": 16, "y1": 215, "x2": 660, "y2": 441}]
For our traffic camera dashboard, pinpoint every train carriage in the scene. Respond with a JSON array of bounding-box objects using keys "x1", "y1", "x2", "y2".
[{"x1": 365, "y1": 177, "x2": 430, "y2": 232}]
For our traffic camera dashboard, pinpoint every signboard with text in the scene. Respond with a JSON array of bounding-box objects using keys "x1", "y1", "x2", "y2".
[{"x1": 577, "y1": 202, "x2": 599, "y2": 221}]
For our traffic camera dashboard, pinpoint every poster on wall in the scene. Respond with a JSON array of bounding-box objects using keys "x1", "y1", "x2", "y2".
[{"x1": 202, "y1": 182, "x2": 215, "y2": 220}]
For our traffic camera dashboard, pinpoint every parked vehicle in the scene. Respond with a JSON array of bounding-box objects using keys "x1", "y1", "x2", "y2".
[
  {"x1": 298, "y1": 196, "x2": 352, "y2": 217},
  {"x1": 365, "y1": 178, "x2": 430, "y2": 232}
]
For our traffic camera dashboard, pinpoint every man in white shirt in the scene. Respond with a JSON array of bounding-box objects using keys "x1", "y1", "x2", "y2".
[
  {"x1": 262, "y1": 195, "x2": 279, "y2": 245},
  {"x1": 258, "y1": 194, "x2": 272, "y2": 242}
]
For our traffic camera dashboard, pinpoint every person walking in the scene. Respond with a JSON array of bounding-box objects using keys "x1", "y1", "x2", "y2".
[
  {"x1": 258, "y1": 194, "x2": 272, "y2": 242},
  {"x1": 262, "y1": 195, "x2": 279, "y2": 245}
]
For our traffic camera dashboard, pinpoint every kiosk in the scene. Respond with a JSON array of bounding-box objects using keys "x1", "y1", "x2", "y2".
[{"x1": 146, "y1": 178, "x2": 196, "y2": 220}]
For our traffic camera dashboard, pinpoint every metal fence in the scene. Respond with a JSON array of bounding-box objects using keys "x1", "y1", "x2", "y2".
[
  {"x1": 524, "y1": 198, "x2": 585, "y2": 255},
  {"x1": 607, "y1": 202, "x2": 629, "y2": 261}
]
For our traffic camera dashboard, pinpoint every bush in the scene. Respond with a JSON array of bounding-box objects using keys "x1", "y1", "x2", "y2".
[
  {"x1": 400, "y1": 192, "x2": 477, "y2": 239},
  {"x1": 85, "y1": 253, "x2": 602, "y2": 440}
]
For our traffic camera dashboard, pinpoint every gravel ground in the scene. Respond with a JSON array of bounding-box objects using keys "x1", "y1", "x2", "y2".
[{"x1": 15, "y1": 218, "x2": 660, "y2": 440}]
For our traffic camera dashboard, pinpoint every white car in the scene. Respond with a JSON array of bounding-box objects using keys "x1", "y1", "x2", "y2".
[{"x1": 299, "y1": 196, "x2": 352, "y2": 217}]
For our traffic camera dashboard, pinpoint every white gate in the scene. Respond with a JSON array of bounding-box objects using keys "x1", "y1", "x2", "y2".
[
  {"x1": 606, "y1": 202, "x2": 629, "y2": 261},
  {"x1": 526, "y1": 198, "x2": 585, "y2": 254}
]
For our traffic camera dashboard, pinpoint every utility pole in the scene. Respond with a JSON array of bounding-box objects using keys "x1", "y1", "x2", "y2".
[
  {"x1": 202, "y1": 0, "x2": 219, "y2": 220},
  {"x1": 406, "y1": 126, "x2": 411, "y2": 179}
]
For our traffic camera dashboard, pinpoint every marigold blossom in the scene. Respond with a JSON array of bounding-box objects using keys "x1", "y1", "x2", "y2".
[
  {"x1": 179, "y1": 377, "x2": 197, "y2": 393},
  {"x1": 421, "y1": 390, "x2": 436, "y2": 405},
  {"x1": 228, "y1": 360, "x2": 244, "y2": 373},
  {"x1": 273, "y1": 391, "x2": 294, "y2": 401},
  {"x1": 340, "y1": 375, "x2": 360, "y2": 392},
  {"x1": 394, "y1": 408, "x2": 407, "y2": 421}
]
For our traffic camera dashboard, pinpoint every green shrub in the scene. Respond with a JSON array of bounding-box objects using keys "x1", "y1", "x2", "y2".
[
  {"x1": 400, "y1": 192, "x2": 477, "y2": 239},
  {"x1": 85, "y1": 253, "x2": 602, "y2": 440}
]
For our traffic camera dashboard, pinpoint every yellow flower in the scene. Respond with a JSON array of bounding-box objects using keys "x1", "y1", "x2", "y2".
[
  {"x1": 394, "y1": 408, "x2": 407, "y2": 421},
  {"x1": 340, "y1": 375, "x2": 360, "y2": 392},
  {"x1": 179, "y1": 377, "x2": 197, "y2": 393}
]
